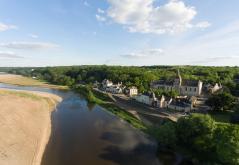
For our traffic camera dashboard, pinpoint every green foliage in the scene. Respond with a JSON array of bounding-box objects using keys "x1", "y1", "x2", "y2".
[
  {"x1": 153, "y1": 114, "x2": 239, "y2": 164},
  {"x1": 150, "y1": 122, "x2": 177, "y2": 148},
  {"x1": 176, "y1": 114, "x2": 216, "y2": 146},
  {"x1": 5, "y1": 65, "x2": 239, "y2": 96},
  {"x1": 206, "y1": 92, "x2": 236, "y2": 111},
  {"x1": 153, "y1": 88, "x2": 179, "y2": 98},
  {"x1": 213, "y1": 124, "x2": 239, "y2": 164}
]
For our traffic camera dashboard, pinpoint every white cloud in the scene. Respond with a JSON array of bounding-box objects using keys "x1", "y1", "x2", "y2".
[
  {"x1": 28, "y1": 33, "x2": 39, "y2": 39},
  {"x1": 105, "y1": 0, "x2": 209, "y2": 34},
  {"x1": 161, "y1": 21, "x2": 239, "y2": 65},
  {"x1": 0, "y1": 22, "x2": 17, "y2": 32},
  {"x1": 0, "y1": 51, "x2": 23, "y2": 59},
  {"x1": 96, "y1": 14, "x2": 106, "y2": 22},
  {"x1": 121, "y1": 48, "x2": 164, "y2": 59},
  {"x1": 195, "y1": 21, "x2": 211, "y2": 28},
  {"x1": 0, "y1": 42, "x2": 59, "y2": 50},
  {"x1": 191, "y1": 56, "x2": 239, "y2": 65},
  {"x1": 97, "y1": 8, "x2": 105, "y2": 14},
  {"x1": 84, "y1": 1, "x2": 90, "y2": 7}
]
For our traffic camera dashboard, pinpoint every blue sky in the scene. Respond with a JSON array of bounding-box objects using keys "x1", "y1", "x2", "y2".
[{"x1": 0, "y1": 0, "x2": 239, "y2": 66}]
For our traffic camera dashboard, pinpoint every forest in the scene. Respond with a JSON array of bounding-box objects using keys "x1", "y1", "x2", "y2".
[{"x1": 2, "y1": 65, "x2": 239, "y2": 96}]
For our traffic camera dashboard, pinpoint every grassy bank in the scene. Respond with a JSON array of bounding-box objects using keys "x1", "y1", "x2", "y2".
[{"x1": 74, "y1": 85, "x2": 147, "y2": 130}]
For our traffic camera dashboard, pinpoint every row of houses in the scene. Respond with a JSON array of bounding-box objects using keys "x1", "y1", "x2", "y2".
[
  {"x1": 101, "y1": 79, "x2": 138, "y2": 96},
  {"x1": 99, "y1": 69, "x2": 222, "y2": 112},
  {"x1": 133, "y1": 92, "x2": 196, "y2": 112}
]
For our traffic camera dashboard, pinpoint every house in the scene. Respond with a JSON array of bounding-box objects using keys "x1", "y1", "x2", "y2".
[
  {"x1": 134, "y1": 92, "x2": 157, "y2": 106},
  {"x1": 102, "y1": 79, "x2": 124, "y2": 94},
  {"x1": 167, "y1": 97, "x2": 193, "y2": 112},
  {"x1": 105, "y1": 86, "x2": 123, "y2": 94},
  {"x1": 125, "y1": 86, "x2": 138, "y2": 97},
  {"x1": 205, "y1": 83, "x2": 222, "y2": 94},
  {"x1": 157, "y1": 95, "x2": 172, "y2": 108},
  {"x1": 102, "y1": 79, "x2": 113, "y2": 89},
  {"x1": 151, "y1": 70, "x2": 203, "y2": 96}
]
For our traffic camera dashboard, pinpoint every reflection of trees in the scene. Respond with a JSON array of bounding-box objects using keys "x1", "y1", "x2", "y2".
[{"x1": 87, "y1": 102, "x2": 96, "y2": 111}]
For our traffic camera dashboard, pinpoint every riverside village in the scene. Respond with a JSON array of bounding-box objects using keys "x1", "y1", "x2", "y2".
[{"x1": 95, "y1": 70, "x2": 223, "y2": 114}]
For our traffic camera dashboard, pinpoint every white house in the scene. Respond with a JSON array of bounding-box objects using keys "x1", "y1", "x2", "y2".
[
  {"x1": 167, "y1": 97, "x2": 193, "y2": 112},
  {"x1": 126, "y1": 86, "x2": 138, "y2": 97},
  {"x1": 134, "y1": 92, "x2": 157, "y2": 106},
  {"x1": 151, "y1": 70, "x2": 203, "y2": 96},
  {"x1": 205, "y1": 83, "x2": 222, "y2": 94},
  {"x1": 102, "y1": 79, "x2": 113, "y2": 89},
  {"x1": 157, "y1": 95, "x2": 172, "y2": 108},
  {"x1": 106, "y1": 86, "x2": 123, "y2": 94}
]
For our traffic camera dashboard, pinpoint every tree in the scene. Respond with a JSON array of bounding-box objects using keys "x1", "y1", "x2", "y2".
[
  {"x1": 206, "y1": 92, "x2": 235, "y2": 111},
  {"x1": 152, "y1": 121, "x2": 177, "y2": 148},
  {"x1": 176, "y1": 114, "x2": 215, "y2": 146},
  {"x1": 213, "y1": 124, "x2": 239, "y2": 164}
]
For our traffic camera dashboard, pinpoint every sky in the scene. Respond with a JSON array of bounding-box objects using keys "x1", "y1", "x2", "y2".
[{"x1": 0, "y1": 0, "x2": 239, "y2": 66}]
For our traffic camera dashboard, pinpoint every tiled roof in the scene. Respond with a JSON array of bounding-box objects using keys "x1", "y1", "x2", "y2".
[
  {"x1": 181, "y1": 80, "x2": 199, "y2": 87},
  {"x1": 151, "y1": 79, "x2": 174, "y2": 86},
  {"x1": 170, "y1": 98, "x2": 191, "y2": 107}
]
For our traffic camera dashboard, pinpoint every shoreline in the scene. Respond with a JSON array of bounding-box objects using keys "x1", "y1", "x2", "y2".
[
  {"x1": 31, "y1": 91, "x2": 62, "y2": 165},
  {"x1": 0, "y1": 74, "x2": 68, "y2": 90},
  {"x1": 0, "y1": 88, "x2": 62, "y2": 165}
]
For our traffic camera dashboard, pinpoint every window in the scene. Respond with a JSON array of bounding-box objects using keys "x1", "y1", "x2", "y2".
[
  {"x1": 185, "y1": 87, "x2": 187, "y2": 91},
  {"x1": 194, "y1": 88, "x2": 197, "y2": 92},
  {"x1": 190, "y1": 88, "x2": 192, "y2": 91}
]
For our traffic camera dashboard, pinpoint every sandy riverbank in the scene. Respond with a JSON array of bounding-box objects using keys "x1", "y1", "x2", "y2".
[
  {"x1": 0, "y1": 89, "x2": 62, "y2": 165},
  {"x1": 0, "y1": 74, "x2": 68, "y2": 90}
]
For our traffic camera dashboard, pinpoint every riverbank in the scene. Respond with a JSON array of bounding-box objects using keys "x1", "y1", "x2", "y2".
[
  {"x1": 0, "y1": 74, "x2": 68, "y2": 90},
  {"x1": 74, "y1": 85, "x2": 147, "y2": 130},
  {"x1": 0, "y1": 89, "x2": 62, "y2": 165}
]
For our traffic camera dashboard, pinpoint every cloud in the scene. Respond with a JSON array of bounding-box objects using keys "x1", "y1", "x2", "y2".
[
  {"x1": 96, "y1": 14, "x2": 106, "y2": 22},
  {"x1": 0, "y1": 42, "x2": 59, "y2": 50},
  {"x1": 195, "y1": 21, "x2": 211, "y2": 28},
  {"x1": 191, "y1": 56, "x2": 239, "y2": 65},
  {"x1": 0, "y1": 22, "x2": 17, "y2": 32},
  {"x1": 105, "y1": 0, "x2": 209, "y2": 34},
  {"x1": 28, "y1": 33, "x2": 39, "y2": 39},
  {"x1": 0, "y1": 51, "x2": 23, "y2": 59},
  {"x1": 97, "y1": 8, "x2": 105, "y2": 14},
  {"x1": 84, "y1": 1, "x2": 90, "y2": 7},
  {"x1": 159, "y1": 21, "x2": 239, "y2": 66},
  {"x1": 121, "y1": 48, "x2": 164, "y2": 59}
]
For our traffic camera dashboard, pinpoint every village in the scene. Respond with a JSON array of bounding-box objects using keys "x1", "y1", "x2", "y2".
[{"x1": 94, "y1": 70, "x2": 223, "y2": 114}]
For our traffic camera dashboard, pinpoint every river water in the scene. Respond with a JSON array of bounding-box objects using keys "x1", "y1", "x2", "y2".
[{"x1": 0, "y1": 83, "x2": 163, "y2": 165}]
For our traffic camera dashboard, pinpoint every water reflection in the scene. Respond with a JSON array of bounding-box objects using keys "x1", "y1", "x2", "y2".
[{"x1": 0, "y1": 83, "x2": 161, "y2": 165}]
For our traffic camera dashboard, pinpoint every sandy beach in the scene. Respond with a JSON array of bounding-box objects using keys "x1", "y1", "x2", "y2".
[
  {"x1": 0, "y1": 89, "x2": 62, "y2": 165},
  {"x1": 0, "y1": 74, "x2": 68, "y2": 90}
]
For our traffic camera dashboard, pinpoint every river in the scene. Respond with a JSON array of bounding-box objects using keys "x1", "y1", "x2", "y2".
[{"x1": 0, "y1": 83, "x2": 163, "y2": 165}]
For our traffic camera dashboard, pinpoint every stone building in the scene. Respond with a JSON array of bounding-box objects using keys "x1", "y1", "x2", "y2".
[{"x1": 151, "y1": 70, "x2": 203, "y2": 96}]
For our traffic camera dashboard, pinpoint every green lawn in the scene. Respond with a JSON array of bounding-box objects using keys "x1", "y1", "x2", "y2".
[{"x1": 209, "y1": 111, "x2": 232, "y2": 123}]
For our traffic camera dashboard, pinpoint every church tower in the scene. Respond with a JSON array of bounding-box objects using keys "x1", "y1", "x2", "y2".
[
  {"x1": 174, "y1": 69, "x2": 182, "y2": 87},
  {"x1": 177, "y1": 69, "x2": 182, "y2": 86}
]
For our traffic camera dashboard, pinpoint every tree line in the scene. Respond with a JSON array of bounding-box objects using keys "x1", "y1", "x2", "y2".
[{"x1": 3, "y1": 65, "x2": 239, "y2": 96}]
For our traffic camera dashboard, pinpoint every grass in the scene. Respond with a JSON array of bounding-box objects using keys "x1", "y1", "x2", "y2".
[
  {"x1": 209, "y1": 111, "x2": 233, "y2": 124},
  {"x1": 74, "y1": 85, "x2": 147, "y2": 130}
]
